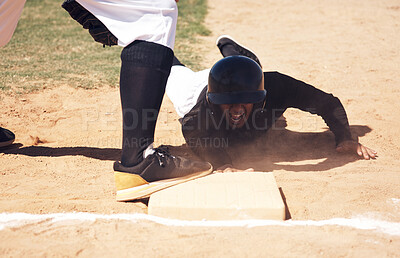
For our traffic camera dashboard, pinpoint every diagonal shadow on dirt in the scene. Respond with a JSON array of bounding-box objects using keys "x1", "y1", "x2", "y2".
[
  {"x1": 2, "y1": 145, "x2": 121, "y2": 161},
  {"x1": 1, "y1": 125, "x2": 372, "y2": 172}
]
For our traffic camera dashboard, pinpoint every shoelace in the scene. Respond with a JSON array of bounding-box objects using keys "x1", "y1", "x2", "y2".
[{"x1": 153, "y1": 145, "x2": 173, "y2": 167}]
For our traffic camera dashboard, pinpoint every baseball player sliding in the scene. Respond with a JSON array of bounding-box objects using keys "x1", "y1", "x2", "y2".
[{"x1": 166, "y1": 36, "x2": 377, "y2": 171}]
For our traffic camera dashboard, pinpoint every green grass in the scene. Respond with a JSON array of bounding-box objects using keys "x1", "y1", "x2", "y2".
[
  {"x1": 175, "y1": 0, "x2": 211, "y2": 68},
  {"x1": 0, "y1": 0, "x2": 210, "y2": 93}
]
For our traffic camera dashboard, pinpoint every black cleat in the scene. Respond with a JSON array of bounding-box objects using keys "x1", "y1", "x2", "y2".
[
  {"x1": 113, "y1": 145, "x2": 213, "y2": 201},
  {"x1": 216, "y1": 35, "x2": 262, "y2": 68},
  {"x1": 0, "y1": 127, "x2": 15, "y2": 148}
]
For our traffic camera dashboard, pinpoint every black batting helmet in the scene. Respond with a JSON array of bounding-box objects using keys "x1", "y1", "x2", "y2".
[{"x1": 207, "y1": 56, "x2": 266, "y2": 105}]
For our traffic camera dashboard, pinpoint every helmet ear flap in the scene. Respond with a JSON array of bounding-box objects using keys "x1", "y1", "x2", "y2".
[
  {"x1": 207, "y1": 56, "x2": 265, "y2": 105},
  {"x1": 253, "y1": 98, "x2": 266, "y2": 112}
]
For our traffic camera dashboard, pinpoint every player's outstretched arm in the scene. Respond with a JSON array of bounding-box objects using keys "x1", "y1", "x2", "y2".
[{"x1": 336, "y1": 140, "x2": 377, "y2": 160}]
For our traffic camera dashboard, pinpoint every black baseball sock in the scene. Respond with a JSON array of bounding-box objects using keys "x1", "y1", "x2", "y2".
[
  {"x1": 172, "y1": 56, "x2": 185, "y2": 66},
  {"x1": 119, "y1": 40, "x2": 173, "y2": 167}
]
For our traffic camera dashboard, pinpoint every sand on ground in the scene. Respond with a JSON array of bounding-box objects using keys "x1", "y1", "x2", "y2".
[{"x1": 1, "y1": 0, "x2": 400, "y2": 256}]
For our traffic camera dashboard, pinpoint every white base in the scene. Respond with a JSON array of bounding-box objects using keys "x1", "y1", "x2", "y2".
[{"x1": 148, "y1": 172, "x2": 286, "y2": 221}]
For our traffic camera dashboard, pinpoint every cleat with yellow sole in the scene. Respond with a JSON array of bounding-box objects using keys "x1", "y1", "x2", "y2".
[{"x1": 114, "y1": 145, "x2": 212, "y2": 201}]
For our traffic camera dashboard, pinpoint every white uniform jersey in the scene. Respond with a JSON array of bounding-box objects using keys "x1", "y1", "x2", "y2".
[
  {"x1": 166, "y1": 65, "x2": 210, "y2": 118},
  {"x1": 76, "y1": 0, "x2": 178, "y2": 49}
]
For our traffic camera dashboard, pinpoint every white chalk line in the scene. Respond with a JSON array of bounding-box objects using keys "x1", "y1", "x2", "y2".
[{"x1": 0, "y1": 212, "x2": 399, "y2": 236}]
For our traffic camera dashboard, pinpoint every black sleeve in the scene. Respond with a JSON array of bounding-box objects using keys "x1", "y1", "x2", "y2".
[
  {"x1": 181, "y1": 103, "x2": 232, "y2": 169},
  {"x1": 268, "y1": 72, "x2": 354, "y2": 145},
  {"x1": 62, "y1": 0, "x2": 118, "y2": 47}
]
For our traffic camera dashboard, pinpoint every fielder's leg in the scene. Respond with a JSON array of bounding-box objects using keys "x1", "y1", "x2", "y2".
[
  {"x1": 117, "y1": 40, "x2": 171, "y2": 167},
  {"x1": 113, "y1": 41, "x2": 212, "y2": 201}
]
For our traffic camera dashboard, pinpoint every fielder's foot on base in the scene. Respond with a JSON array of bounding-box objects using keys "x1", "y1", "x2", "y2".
[
  {"x1": 113, "y1": 145, "x2": 213, "y2": 201},
  {"x1": 216, "y1": 35, "x2": 262, "y2": 68},
  {"x1": 0, "y1": 127, "x2": 15, "y2": 148}
]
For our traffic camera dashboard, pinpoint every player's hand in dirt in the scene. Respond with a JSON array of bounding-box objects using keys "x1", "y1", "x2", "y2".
[
  {"x1": 215, "y1": 164, "x2": 255, "y2": 173},
  {"x1": 336, "y1": 140, "x2": 377, "y2": 160}
]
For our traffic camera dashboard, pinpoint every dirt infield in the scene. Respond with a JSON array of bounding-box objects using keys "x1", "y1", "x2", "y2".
[{"x1": 1, "y1": 0, "x2": 400, "y2": 256}]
